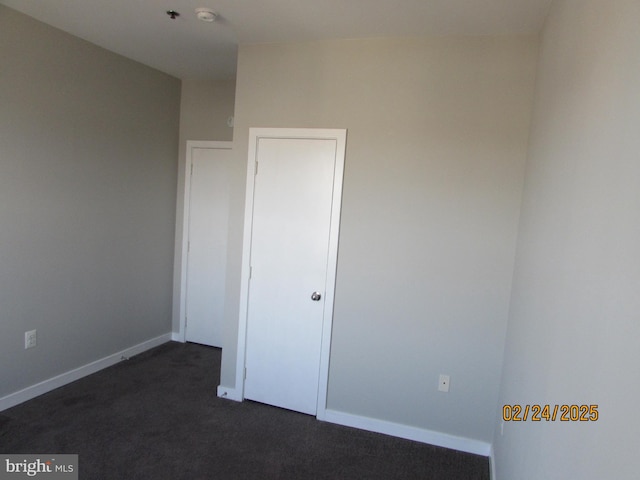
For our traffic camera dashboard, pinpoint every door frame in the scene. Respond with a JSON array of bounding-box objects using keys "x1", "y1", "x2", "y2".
[
  {"x1": 234, "y1": 128, "x2": 347, "y2": 419},
  {"x1": 176, "y1": 140, "x2": 233, "y2": 343}
]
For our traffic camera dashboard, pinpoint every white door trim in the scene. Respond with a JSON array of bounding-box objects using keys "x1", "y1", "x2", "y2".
[
  {"x1": 234, "y1": 128, "x2": 346, "y2": 419},
  {"x1": 177, "y1": 140, "x2": 233, "y2": 343}
]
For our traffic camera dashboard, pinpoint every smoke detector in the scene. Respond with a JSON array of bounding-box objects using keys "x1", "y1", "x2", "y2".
[{"x1": 195, "y1": 8, "x2": 218, "y2": 22}]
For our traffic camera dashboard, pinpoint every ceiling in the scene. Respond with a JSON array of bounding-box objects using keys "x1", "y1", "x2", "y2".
[{"x1": 0, "y1": 0, "x2": 553, "y2": 80}]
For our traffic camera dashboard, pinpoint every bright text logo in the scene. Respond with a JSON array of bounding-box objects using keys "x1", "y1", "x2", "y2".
[{"x1": 0, "y1": 455, "x2": 77, "y2": 480}]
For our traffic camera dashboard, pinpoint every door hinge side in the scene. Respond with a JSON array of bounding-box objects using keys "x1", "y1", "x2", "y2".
[
  {"x1": 190, "y1": 162, "x2": 194, "y2": 176},
  {"x1": 244, "y1": 367, "x2": 247, "y2": 380},
  {"x1": 254, "y1": 161, "x2": 258, "y2": 176}
]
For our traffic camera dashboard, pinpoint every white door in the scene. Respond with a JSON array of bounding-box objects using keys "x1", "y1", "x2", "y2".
[
  {"x1": 184, "y1": 143, "x2": 232, "y2": 347},
  {"x1": 243, "y1": 131, "x2": 345, "y2": 416}
]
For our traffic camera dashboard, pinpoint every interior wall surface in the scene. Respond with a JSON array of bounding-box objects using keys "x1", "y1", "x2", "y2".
[
  {"x1": 221, "y1": 35, "x2": 538, "y2": 443},
  {"x1": 494, "y1": 0, "x2": 640, "y2": 478},
  {"x1": 0, "y1": 5, "x2": 181, "y2": 398}
]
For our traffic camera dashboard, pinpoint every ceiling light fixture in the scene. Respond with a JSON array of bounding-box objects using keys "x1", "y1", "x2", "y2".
[
  {"x1": 166, "y1": 10, "x2": 180, "y2": 19},
  {"x1": 195, "y1": 7, "x2": 218, "y2": 22}
]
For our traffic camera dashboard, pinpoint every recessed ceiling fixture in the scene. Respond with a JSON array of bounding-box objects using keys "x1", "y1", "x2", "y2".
[
  {"x1": 166, "y1": 10, "x2": 180, "y2": 19},
  {"x1": 195, "y1": 7, "x2": 218, "y2": 22}
]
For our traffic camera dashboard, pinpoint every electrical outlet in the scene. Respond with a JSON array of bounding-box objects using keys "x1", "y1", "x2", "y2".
[
  {"x1": 25, "y1": 329, "x2": 37, "y2": 349},
  {"x1": 438, "y1": 374, "x2": 450, "y2": 392}
]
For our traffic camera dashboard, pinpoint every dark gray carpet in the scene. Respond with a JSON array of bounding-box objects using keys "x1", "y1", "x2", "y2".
[{"x1": 0, "y1": 342, "x2": 489, "y2": 479}]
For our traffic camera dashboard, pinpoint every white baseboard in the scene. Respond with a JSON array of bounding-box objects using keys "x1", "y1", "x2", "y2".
[
  {"x1": 217, "y1": 385, "x2": 242, "y2": 401},
  {"x1": 322, "y1": 409, "x2": 491, "y2": 457},
  {"x1": 0, "y1": 333, "x2": 172, "y2": 412}
]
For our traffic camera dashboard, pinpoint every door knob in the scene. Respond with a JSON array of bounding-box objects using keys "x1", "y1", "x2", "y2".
[{"x1": 311, "y1": 291, "x2": 322, "y2": 301}]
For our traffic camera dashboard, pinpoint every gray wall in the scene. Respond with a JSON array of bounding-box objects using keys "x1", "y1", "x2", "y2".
[
  {"x1": 0, "y1": 6, "x2": 180, "y2": 398},
  {"x1": 221, "y1": 36, "x2": 538, "y2": 443},
  {"x1": 172, "y1": 78, "x2": 236, "y2": 333},
  {"x1": 494, "y1": 0, "x2": 640, "y2": 478},
  {"x1": 178, "y1": 78, "x2": 236, "y2": 143}
]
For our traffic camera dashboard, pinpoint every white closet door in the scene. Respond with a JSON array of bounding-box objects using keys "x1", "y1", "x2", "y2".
[
  {"x1": 244, "y1": 135, "x2": 339, "y2": 415},
  {"x1": 184, "y1": 145, "x2": 231, "y2": 347}
]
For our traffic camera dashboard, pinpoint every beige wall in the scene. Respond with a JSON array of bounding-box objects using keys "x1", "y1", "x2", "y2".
[
  {"x1": 0, "y1": 6, "x2": 180, "y2": 398},
  {"x1": 179, "y1": 78, "x2": 236, "y2": 142},
  {"x1": 172, "y1": 78, "x2": 236, "y2": 333},
  {"x1": 221, "y1": 36, "x2": 538, "y2": 443},
  {"x1": 494, "y1": 1, "x2": 640, "y2": 478}
]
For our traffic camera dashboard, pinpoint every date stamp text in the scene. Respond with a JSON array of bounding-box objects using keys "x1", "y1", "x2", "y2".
[{"x1": 502, "y1": 404, "x2": 598, "y2": 422}]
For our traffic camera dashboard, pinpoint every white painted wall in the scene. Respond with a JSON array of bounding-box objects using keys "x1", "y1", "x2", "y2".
[
  {"x1": 220, "y1": 36, "x2": 538, "y2": 443},
  {"x1": 0, "y1": 6, "x2": 180, "y2": 399},
  {"x1": 493, "y1": 1, "x2": 640, "y2": 478}
]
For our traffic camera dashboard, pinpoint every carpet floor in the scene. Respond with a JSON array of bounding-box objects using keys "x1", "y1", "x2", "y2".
[{"x1": 1, "y1": 341, "x2": 489, "y2": 479}]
